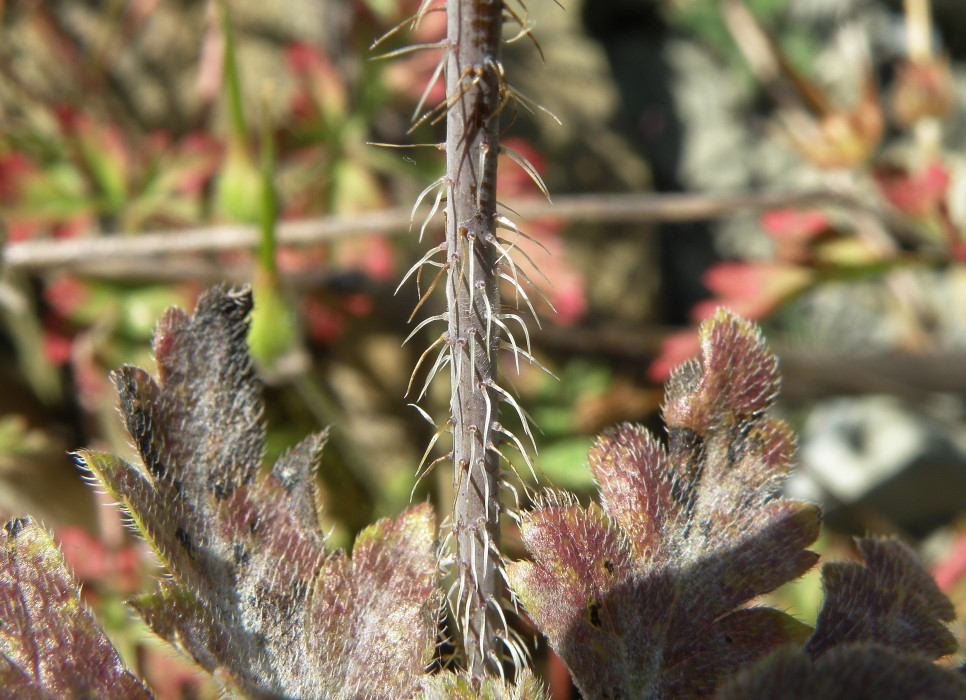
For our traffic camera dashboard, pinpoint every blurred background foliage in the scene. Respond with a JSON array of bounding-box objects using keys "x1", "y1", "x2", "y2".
[{"x1": 2, "y1": 0, "x2": 966, "y2": 697}]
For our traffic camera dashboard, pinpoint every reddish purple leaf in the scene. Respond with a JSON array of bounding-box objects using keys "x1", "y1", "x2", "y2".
[
  {"x1": 716, "y1": 644, "x2": 966, "y2": 700},
  {"x1": 719, "y1": 537, "x2": 962, "y2": 699},
  {"x1": 806, "y1": 537, "x2": 956, "y2": 660},
  {"x1": 79, "y1": 287, "x2": 442, "y2": 699},
  {"x1": 508, "y1": 310, "x2": 819, "y2": 698},
  {"x1": 0, "y1": 517, "x2": 154, "y2": 700}
]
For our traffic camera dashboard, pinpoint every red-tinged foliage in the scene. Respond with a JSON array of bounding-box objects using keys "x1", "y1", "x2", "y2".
[
  {"x1": 287, "y1": 42, "x2": 331, "y2": 76},
  {"x1": 717, "y1": 537, "x2": 962, "y2": 699},
  {"x1": 715, "y1": 644, "x2": 966, "y2": 700},
  {"x1": 665, "y1": 3, "x2": 966, "y2": 384},
  {"x1": 547, "y1": 262, "x2": 588, "y2": 325},
  {"x1": 932, "y1": 528, "x2": 966, "y2": 593},
  {"x1": 693, "y1": 262, "x2": 812, "y2": 322},
  {"x1": 496, "y1": 138, "x2": 588, "y2": 325},
  {"x1": 650, "y1": 265, "x2": 811, "y2": 382},
  {"x1": 0, "y1": 517, "x2": 155, "y2": 700},
  {"x1": 663, "y1": 308, "x2": 782, "y2": 425},
  {"x1": 775, "y1": 53, "x2": 884, "y2": 170},
  {"x1": 77, "y1": 288, "x2": 443, "y2": 699},
  {"x1": 3, "y1": 285, "x2": 963, "y2": 699},
  {"x1": 508, "y1": 310, "x2": 821, "y2": 698},
  {"x1": 381, "y1": 4, "x2": 447, "y2": 108},
  {"x1": 336, "y1": 234, "x2": 395, "y2": 282},
  {"x1": 342, "y1": 293, "x2": 375, "y2": 316},
  {"x1": 3, "y1": 0, "x2": 964, "y2": 694},
  {"x1": 286, "y1": 43, "x2": 350, "y2": 125},
  {"x1": 0, "y1": 152, "x2": 36, "y2": 205},
  {"x1": 649, "y1": 330, "x2": 702, "y2": 383},
  {"x1": 42, "y1": 325, "x2": 74, "y2": 367},
  {"x1": 40, "y1": 276, "x2": 89, "y2": 366},
  {"x1": 165, "y1": 133, "x2": 223, "y2": 198},
  {"x1": 760, "y1": 208, "x2": 830, "y2": 243},
  {"x1": 56, "y1": 525, "x2": 142, "y2": 596},
  {"x1": 3, "y1": 105, "x2": 222, "y2": 238},
  {"x1": 891, "y1": 58, "x2": 956, "y2": 126},
  {"x1": 873, "y1": 162, "x2": 950, "y2": 218},
  {"x1": 806, "y1": 538, "x2": 956, "y2": 660},
  {"x1": 43, "y1": 275, "x2": 90, "y2": 319},
  {"x1": 303, "y1": 295, "x2": 348, "y2": 345},
  {"x1": 760, "y1": 207, "x2": 833, "y2": 263},
  {"x1": 0, "y1": 148, "x2": 94, "y2": 242}
]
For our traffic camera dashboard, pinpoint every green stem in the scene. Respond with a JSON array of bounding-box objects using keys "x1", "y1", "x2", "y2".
[
  {"x1": 220, "y1": 0, "x2": 247, "y2": 142},
  {"x1": 258, "y1": 94, "x2": 278, "y2": 278}
]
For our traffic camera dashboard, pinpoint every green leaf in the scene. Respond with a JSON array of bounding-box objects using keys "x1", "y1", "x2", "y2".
[
  {"x1": 534, "y1": 437, "x2": 596, "y2": 490},
  {"x1": 215, "y1": 141, "x2": 262, "y2": 224},
  {"x1": 248, "y1": 277, "x2": 300, "y2": 371}
]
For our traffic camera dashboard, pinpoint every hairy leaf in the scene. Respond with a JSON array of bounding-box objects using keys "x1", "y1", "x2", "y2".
[
  {"x1": 0, "y1": 516, "x2": 154, "y2": 700},
  {"x1": 715, "y1": 644, "x2": 966, "y2": 700},
  {"x1": 417, "y1": 669, "x2": 549, "y2": 699},
  {"x1": 507, "y1": 310, "x2": 820, "y2": 698},
  {"x1": 717, "y1": 537, "x2": 962, "y2": 699},
  {"x1": 806, "y1": 537, "x2": 957, "y2": 660},
  {"x1": 79, "y1": 287, "x2": 441, "y2": 700}
]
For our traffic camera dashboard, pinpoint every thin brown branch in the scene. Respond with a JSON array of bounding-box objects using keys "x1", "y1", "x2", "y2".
[
  {"x1": 4, "y1": 189, "x2": 922, "y2": 275},
  {"x1": 535, "y1": 324, "x2": 966, "y2": 402},
  {"x1": 29, "y1": 257, "x2": 371, "y2": 290}
]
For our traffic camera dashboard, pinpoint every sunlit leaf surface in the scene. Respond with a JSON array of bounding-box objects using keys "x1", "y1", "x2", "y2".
[
  {"x1": 0, "y1": 516, "x2": 155, "y2": 700},
  {"x1": 79, "y1": 287, "x2": 442, "y2": 700},
  {"x1": 508, "y1": 309, "x2": 820, "y2": 698}
]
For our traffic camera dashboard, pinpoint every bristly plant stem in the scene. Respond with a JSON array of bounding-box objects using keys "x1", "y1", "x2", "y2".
[{"x1": 445, "y1": 0, "x2": 504, "y2": 678}]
